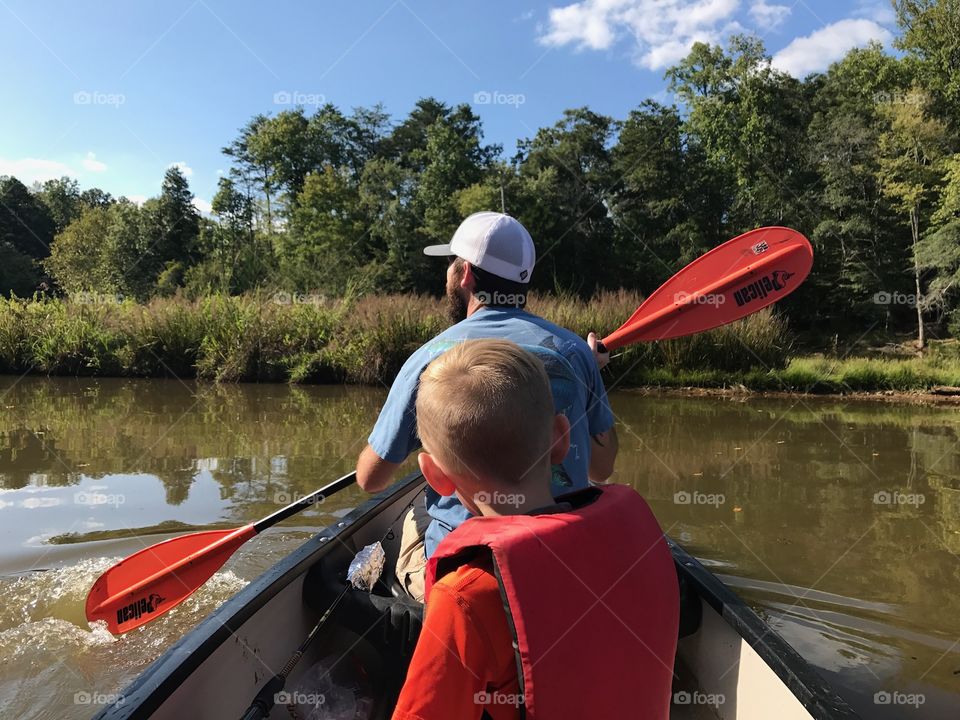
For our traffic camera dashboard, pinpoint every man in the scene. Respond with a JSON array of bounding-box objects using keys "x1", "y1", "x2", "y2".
[{"x1": 356, "y1": 211, "x2": 618, "y2": 599}]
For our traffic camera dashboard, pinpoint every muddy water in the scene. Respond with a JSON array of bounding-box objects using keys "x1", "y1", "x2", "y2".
[{"x1": 0, "y1": 377, "x2": 957, "y2": 719}]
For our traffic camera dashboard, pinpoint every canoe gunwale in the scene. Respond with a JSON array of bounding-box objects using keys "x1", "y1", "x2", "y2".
[
  {"x1": 92, "y1": 471, "x2": 424, "y2": 720},
  {"x1": 670, "y1": 540, "x2": 861, "y2": 720}
]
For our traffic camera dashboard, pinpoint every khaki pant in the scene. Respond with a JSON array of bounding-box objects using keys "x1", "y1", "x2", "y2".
[{"x1": 395, "y1": 501, "x2": 430, "y2": 603}]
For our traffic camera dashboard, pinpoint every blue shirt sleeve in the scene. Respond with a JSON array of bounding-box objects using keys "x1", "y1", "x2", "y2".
[
  {"x1": 579, "y1": 346, "x2": 615, "y2": 436},
  {"x1": 367, "y1": 350, "x2": 429, "y2": 464}
]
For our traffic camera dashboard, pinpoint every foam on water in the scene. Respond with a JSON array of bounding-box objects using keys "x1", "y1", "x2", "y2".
[{"x1": 0, "y1": 557, "x2": 248, "y2": 720}]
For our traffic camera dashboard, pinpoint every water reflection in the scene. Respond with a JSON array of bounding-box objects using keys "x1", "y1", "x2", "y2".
[
  {"x1": 0, "y1": 378, "x2": 401, "y2": 562},
  {"x1": 608, "y1": 393, "x2": 960, "y2": 718}
]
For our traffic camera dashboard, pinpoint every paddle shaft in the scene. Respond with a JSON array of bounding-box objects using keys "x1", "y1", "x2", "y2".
[
  {"x1": 253, "y1": 471, "x2": 357, "y2": 533},
  {"x1": 239, "y1": 584, "x2": 352, "y2": 720}
]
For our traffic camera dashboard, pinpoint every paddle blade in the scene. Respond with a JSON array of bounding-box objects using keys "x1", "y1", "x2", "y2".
[
  {"x1": 85, "y1": 525, "x2": 256, "y2": 634},
  {"x1": 602, "y1": 227, "x2": 813, "y2": 350}
]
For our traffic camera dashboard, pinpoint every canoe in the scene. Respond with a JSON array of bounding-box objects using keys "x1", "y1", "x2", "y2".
[{"x1": 92, "y1": 472, "x2": 861, "y2": 720}]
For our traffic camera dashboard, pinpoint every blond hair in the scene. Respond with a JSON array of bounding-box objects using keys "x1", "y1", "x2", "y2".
[{"x1": 416, "y1": 339, "x2": 554, "y2": 485}]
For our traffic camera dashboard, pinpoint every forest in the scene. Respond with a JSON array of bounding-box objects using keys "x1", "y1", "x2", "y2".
[{"x1": 1, "y1": 0, "x2": 958, "y2": 352}]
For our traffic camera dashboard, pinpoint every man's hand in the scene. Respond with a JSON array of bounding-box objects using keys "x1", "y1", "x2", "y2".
[{"x1": 587, "y1": 332, "x2": 610, "y2": 370}]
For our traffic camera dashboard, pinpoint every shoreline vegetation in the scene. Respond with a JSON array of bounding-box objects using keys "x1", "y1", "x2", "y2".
[{"x1": 2, "y1": 293, "x2": 958, "y2": 395}]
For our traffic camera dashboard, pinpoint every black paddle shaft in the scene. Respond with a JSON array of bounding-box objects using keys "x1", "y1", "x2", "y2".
[
  {"x1": 252, "y1": 471, "x2": 357, "y2": 533},
  {"x1": 238, "y1": 584, "x2": 353, "y2": 720}
]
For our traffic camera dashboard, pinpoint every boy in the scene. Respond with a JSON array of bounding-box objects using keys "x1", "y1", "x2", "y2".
[{"x1": 392, "y1": 339, "x2": 679, "y2": 720}]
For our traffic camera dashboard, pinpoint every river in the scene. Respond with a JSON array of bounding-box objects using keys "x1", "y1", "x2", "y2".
[{"x1": 0, "y1": 377, "x2": 957, "y2": 719}]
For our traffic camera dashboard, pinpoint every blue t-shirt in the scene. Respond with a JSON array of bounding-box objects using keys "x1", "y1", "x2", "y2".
[{"x1": 367, "y1": 306, "x2": 615, "y2": 557}]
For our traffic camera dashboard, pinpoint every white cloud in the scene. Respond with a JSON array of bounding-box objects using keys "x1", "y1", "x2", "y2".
[
  {"x1": 541, "y1": 1, "x2": 616, "y2": 50},
  {"x1": 749, "y1": 0, "x2": 790, "y2": 29},
  {"x1": 772, "y1": 18, "x2": 892, "y2": 77},
  {"x1": 192, "y1": 197, "x2": 212, "y2": 215},
  {"x1": 0, "y1": 157, "x2": 73, "y2": 185},
  {"x1": 21, "y1": 497, "x2": 60, "y2": 509},
  {"x1": 126, "y1": 194, "x2": 148, "y2": 206},
  {"x1": 168, "y1": 161, "x2": 193, "y2": 177},
  {"x1": 856, "y1": 0, "x2": 896, "y2": 24},
  {"x1": 539, "y1": 0, "x2": 744, "y2": 69},
  {"x1": 81, "y1": 151, "x2": 107, "y2": 173}
]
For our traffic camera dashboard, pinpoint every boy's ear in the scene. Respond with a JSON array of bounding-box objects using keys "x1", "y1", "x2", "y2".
[
  {"x1": 418, "y1": 452, "x2": 458, "y2": 497},
  {"x1": 549, "y1": 414, "x2": 571, "y2": 465}
]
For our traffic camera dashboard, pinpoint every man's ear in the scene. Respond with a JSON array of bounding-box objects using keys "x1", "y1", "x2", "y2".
[
  {"x1": 549, "y1": 414, "x2": 571, "y2": 465},
  {"x1": 418, "y1": 452, "x2": 458, "y2": 497},
  {"x1": 460, "y1": 261, "x2": 476, "y2": 293}
]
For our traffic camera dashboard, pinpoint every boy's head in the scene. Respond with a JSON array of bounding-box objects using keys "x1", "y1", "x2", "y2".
[{"x1": 416, "y1": 339, "x2": 569, "y2": 514}]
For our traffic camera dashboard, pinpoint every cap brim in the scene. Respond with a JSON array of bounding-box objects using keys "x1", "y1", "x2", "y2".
[{"x1": 423, "y1": 243, "x2": 454, "y2": 257}]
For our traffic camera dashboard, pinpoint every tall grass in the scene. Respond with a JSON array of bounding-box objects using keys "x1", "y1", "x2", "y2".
[
  {"x1": 2, "y1": 292, "x2": 952, "y2": 392},
  {"x1": 774, "y1": 356, "x2": 960, "y2": 392}
]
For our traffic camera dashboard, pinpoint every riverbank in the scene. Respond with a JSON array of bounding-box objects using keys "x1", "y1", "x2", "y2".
[
  {"x1": 0, "y1": 293, "x2": 957, "y2": 392},
  {"x1": 625, "y1": 354, "x2": 960, "y2": 396}
]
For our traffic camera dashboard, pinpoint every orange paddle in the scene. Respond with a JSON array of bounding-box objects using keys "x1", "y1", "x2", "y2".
[
  {"x1": 601, "y1": 226, "x2": 813, "y2": 351},
  {"x1": 85, "y1": 472, "x2": 356, "y2": 634}
]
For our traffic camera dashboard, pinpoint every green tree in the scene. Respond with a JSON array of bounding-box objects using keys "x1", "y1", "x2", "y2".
[
  {"x1": 0, "y1": 243, "x2": 39, "y2": 296},
  {"x1": 139, "y1": 167, "x2": 200, "y2": 294},
  {"x1": 280, "y1": 167, "x2": 367, "y2": 293},
  {"x1": 0, "y1": 176, "x2": 55, "y2": 259},
  {"x1": 895, "y1": 0, "x2": 960, "y2": 126},
  {"x1": 223, "y1": 114, "x2": 276, "y2": 233},
  {"x1": 44, "y1": 206, "x2": 114, "y2": 293},
  {"x1": 667, "y1": 36, "x2": 813, "y2": 230},
  {"x1": 80, "y1": 187, "x2": 114, "y2": 210},
  {"x1": 246, "y1": 109, "x2": 316, "y2": 205},
  {"x1": 455, "y1": 177, "x2": 504, "y2": 218},
  {"x1": 45, "y1": 201, "x2": 148, "y2": 298},
  {"x1": 358, "y1": 157, "x2": 425, "y2": 292},
  {"x1": 514, "y1": 108, "x2": 615, "y2": 294},
  {"x1": 877, "y1": 91, "x2": 952, "y2": 348},
  {"x1": 917, "y1": 153, "x2": 960, "y2": 332},
  {"x1": 190, "y1": 176, "x2": 262, "y2": 294},
  {"x1": 805, "y1": 45, "x2": 913, "y2": 331},
  {"x1": 105, "y1": 200, "x2": 154, "y2": 299},
  {"x1": 610, "y1": 101, "x2": 716, "y2": 291},
  {"x1": 35, "y1": 177, "x2": 82, "y2": 234},
  {"x1": 416, "y1": 118, "x2": 490, "y2": 246}
]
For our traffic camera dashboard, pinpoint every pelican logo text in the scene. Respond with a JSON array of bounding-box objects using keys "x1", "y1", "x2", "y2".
[
  {"x1": 117, "y1": 593, "x2": 164, "y2": 626},
  {"x1": 733, "y1": 270, "x2": 794, "y2": 307}
]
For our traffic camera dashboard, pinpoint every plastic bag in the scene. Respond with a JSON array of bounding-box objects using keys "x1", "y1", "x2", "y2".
[
  {"x1": 285, "y1": 655, "x2": 373, "y2": 720},
  {"x1": 347, "y1": 541, "x2": 385, "y2": 592}
]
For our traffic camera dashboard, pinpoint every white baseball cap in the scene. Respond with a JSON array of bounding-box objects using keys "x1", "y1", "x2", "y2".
[{"x1": 423, "y1": 211, "x2": 536, "y2": 284}]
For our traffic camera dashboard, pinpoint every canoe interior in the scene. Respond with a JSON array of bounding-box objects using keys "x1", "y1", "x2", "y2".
[{"x1": 93, "y1": 473, "x2": 860, "y2": 720}]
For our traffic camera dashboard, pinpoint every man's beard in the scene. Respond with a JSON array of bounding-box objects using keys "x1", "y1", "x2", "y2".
[{"x1": 446, "y1": 285, "x2": 468, "y2": 324}]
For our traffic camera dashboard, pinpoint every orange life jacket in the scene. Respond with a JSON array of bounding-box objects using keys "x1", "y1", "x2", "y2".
[{"x1": 425, "y1": 484, "x2": 679, "y2": 719}]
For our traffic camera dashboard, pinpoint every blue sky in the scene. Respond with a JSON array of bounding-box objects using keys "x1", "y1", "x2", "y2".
[{"x1": 0, "y1": 0, "x2": 897, "y2": 213}]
